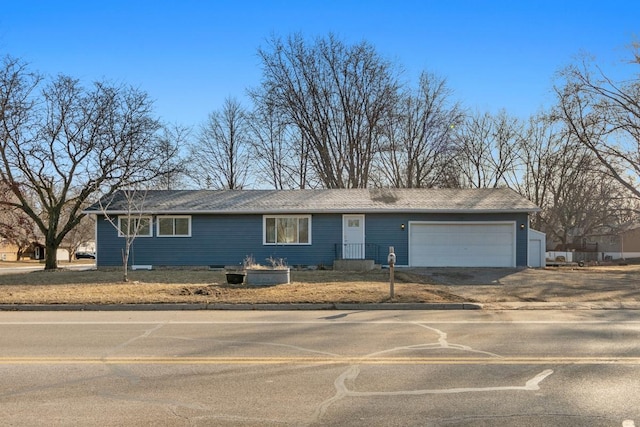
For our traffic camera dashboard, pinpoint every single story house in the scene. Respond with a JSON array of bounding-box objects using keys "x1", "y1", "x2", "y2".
[
  {"x1": 585, "y1": 225, "x2": 640, "y2": 261},
  {"x1": 85, "y1": 188, "x2": 541, "y2": 269},
  {"x1": 0, "y1": 240, "x2": 19, "y2": 261},
  {"x1": 0, "y1": 241, "x2": 47, "y2": 261}
]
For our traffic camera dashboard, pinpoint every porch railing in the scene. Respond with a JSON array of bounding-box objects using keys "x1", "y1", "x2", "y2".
[{"x1": 335, "y1": 243, "x2": 379, "y2": 262}]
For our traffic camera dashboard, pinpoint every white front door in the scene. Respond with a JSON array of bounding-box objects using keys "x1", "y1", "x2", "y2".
[{"x1": 343, "y1": 214, "x2": 365, "y2": 259}]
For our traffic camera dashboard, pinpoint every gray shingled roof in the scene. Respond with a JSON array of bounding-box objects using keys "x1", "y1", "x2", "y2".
[{"x1": 86, "y1": 188, "x2": 540, "y2": 214}]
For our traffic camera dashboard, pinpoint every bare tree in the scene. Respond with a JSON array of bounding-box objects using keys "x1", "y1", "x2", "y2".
[
  {"x1": 374, "y1": 72, "x2": 462, "y2": 188},
  {"x1": 514, "y1": 114, "x2": 566, "y2": 231},
  {"x1": 0, "y1": 56, "x2": 169, "y2": 269},
  {"x1": 257, "y1": 33, "x2": 400, "y2": 188},
  {"x1": 245, "y1": 100, "x2": 298, "y2": 189},
  {"x1": 60, "y1": 214, "x2": 95, "y2": 262},
  {"x1": 189, "y1": 97, "x2": 250, "y2": 189},
  {"x1": 245, "y1": 85, "x2": 319, "y2": 189},
  {"x1": 0, "y1": 184, "x2": 39, "y2": 259},
  {"x1": 97, "y1": 188, "x2": 148, "y2": 282},
  {"x1": 150, "y1": 124, "x2": 191, "y2": 190},
  {"x1": 451, "y1": 110, "x2": 523, "y2": 189},
  {"x1": 544, "y1": 150, "x2": 624, "y2": 248},
  {"x1": 554, "y1": 46, "x2": 640, "y2": 206},
  {"x1": 516, "y1": 113, "x2": 633, "y2": 247}
]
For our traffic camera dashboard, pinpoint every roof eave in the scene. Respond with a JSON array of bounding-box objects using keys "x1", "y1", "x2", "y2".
[{"x1": 86, "y1": 207, "x2": 541, "y2": 215}]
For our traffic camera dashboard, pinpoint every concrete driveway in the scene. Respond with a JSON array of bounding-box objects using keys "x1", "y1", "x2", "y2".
[{"x1": 400, "y1": 265, "x2": 640, "y2": 309}]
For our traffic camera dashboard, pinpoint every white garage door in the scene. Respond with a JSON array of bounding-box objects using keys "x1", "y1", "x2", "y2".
[{"x1": 409, "y1": 222, "x2": 515, "y2": 267}]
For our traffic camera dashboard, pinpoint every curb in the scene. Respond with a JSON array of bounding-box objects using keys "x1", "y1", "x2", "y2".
[
  {"x1": 4, "y1": 302, "x2": 640, "y2": 311},
  {"x1": 0, "y1": 302, "x2": 483, "y2": 311},
  {"x1": 481, "y1": 302, "x2": 640, "y2": 310}
]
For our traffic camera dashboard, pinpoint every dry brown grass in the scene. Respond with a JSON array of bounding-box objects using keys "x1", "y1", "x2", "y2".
[
  {"x1": 0, "y1": 268, "x2": 464, "y2": 305},
  {"x1": 2, "y1": 263, "x2": 640, "y2": 305}
]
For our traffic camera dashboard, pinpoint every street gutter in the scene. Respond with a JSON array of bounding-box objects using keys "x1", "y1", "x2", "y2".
[
  {"x1": 3, "y1": 301, "x2": 640, "y2": 311},
  {"x1": 0, "y1": 302, "x2": 483, "y2": 311}
]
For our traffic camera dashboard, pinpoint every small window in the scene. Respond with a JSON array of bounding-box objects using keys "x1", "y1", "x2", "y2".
[
  {"x1": 157, "y1": 216, "x2": 191, "y2": 237},
  {"x1": 118, "y1": 216, "x2": 152, "y2": 237},
  {"x1": 264, "y1": 215, "x2": 311, "y2": 245}
]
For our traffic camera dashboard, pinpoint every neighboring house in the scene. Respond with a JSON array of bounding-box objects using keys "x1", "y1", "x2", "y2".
[
  {"x1": 0, "y1": 241, "x2": 46, "y2": 261},
  {"x1": 85, "y1": 188, "x2": 541, "y2": 269},
  {"x1": 0, "y1": 240, "x2": 19, "y2": 261},
  {"x1": 585, "y1": 226, "x2": 640, "y2": 260},
  {"x1": 0, "y1": 239, "x2": 73, "y2": 263},
  {"x1": 21, "y1": 242, "x2": 46, "y2": 261},
  {"x1": 77, "y1": 241, "x2": 96, "y2": 254}
]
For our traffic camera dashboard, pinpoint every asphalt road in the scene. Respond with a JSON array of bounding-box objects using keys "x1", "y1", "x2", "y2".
[
  {"x1": 0, "y1": 263, "x2": 95, "y2": 275},
  {"x1": 1, "y1": 310, "x2": 639, "y2": 426}
]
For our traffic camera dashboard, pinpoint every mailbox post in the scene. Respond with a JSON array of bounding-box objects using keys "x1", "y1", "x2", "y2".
[{"x1": 387, "y1": 246, "x2": 396, "y2": 299}]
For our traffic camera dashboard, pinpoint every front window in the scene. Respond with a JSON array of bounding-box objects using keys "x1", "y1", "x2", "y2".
[
  {"x1": 157, "y1": 216, "x2": 191, "y2": 237},
  {"x1": 118, "y1": 216, "x2": 152, "y2": 237},
  {"x1": 264, "y1": 215, "x2": 311, "y2": 245}
]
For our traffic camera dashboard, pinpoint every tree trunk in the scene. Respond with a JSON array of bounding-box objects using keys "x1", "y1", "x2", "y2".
[
  {"x1": 44, "y1": 240, "x2": 58, "y2": 270},
  {"x1": 122, "y1": 248, "x2": 129, "y2": 282}
]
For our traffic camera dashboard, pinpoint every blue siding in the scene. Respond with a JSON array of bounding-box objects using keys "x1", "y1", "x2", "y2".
[
  {"x1": 96, "y1": 214, "x2": 342, "y2": 268},
  {"x1": 96, "y1": 212, "x2": 531, "y2": 268},
  {"x1": 365, "y1": 212, "x2": 529, "y2": 266}
]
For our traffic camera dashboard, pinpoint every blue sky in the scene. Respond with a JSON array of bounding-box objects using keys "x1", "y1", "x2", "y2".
[{"x1": 1, "y1": 0, "x2": 638, "y2": 130}]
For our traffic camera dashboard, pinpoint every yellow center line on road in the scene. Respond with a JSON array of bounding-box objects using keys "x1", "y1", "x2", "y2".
[{"x1": 2, "y1": 356, "x2": 640, "y2": 365}]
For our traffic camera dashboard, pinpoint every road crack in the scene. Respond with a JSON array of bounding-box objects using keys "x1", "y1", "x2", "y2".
[{"x1": 308, "y1": 322, "x2": 554, "y2": 426}]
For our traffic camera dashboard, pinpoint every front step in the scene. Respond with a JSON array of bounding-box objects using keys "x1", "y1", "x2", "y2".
[{"x1": 333, "y1": 259, "x2": 380, "y2": 271}]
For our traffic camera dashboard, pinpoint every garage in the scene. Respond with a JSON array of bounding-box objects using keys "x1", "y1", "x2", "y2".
[{"x1": 409, "y1": 222, "x2": 516, "y2": 267}]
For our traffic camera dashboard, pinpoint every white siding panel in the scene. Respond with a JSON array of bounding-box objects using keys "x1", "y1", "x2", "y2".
[
  {"x1": 409, "y1": 222, "x2": 515, "y2": 267},
  {"x1": 528, "y1": 229, "x2": 546, "y2": 267}
]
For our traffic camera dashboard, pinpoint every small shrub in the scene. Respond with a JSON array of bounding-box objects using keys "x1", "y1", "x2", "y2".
[
  {"x1": 243, "y1": 255, "x2": 257, "y2": 269},
  {"x1": 242, "y1": 255, "x2": 289, "y2": 270},
  {"x1": 266, "y1": 256, "x2": 288, "y2": 269}
]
